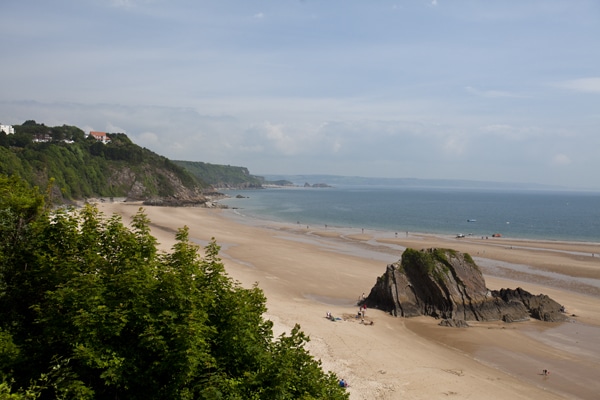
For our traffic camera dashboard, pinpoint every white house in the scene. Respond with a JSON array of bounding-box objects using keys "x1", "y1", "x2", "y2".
[
  {"x1": 88, "y1": 131, "x2": 111, "y2": 144},
  {"x1": 0, "y1": 124, "x2": 14, "y2": 135}
]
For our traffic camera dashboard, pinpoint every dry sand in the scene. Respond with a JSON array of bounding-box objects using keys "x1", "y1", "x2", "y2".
[{"x1": 96, "y1": 202, "x2": 600, "y2": 400}]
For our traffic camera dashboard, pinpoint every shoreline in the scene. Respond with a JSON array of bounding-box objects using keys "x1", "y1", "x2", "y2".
[
  {"x1": 218, "y1": 187, "x2": 600, "y2": 244},
  {"x1": 96, "y1": 202, "x2": 600, "y2": 399},
  {"x1": 225, "y1": 203, "x2": 600, "y2": 248}
]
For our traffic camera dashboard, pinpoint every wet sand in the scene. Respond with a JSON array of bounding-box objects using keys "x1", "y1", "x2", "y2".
[{"x1": 96, "y1": 202, "x2": 600, "y2": 399}]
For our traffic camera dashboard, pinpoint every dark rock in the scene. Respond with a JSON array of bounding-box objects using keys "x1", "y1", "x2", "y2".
[
  {"x1": 439, "y1": 319, "x2": 470, "y2": 328},
  {"x1": 364, "y1": 248, "x2": 567, "y2": 323},
  {"x1": 303, "y1": 182, "x2": 331, "y2": 188},
  {"x1": 492, "y1": 287, "x2": 566, "y2": 322}
]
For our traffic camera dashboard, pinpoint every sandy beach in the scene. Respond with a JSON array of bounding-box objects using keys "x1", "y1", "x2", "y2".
[{"x1": 96, "y1": 202, "x2": 600, "y2": 400}]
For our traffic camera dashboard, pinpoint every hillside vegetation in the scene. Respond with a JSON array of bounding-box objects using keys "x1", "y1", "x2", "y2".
[{"x1": 0, "y1": 121, "x2": 268, "y2": 203}]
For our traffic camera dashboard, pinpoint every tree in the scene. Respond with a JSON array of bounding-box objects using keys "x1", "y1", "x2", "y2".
[
  {"x1": 0, "y1": 132, "x2": 8, "y2": 148},
  {"x1": 0, "y1": 175, "x2": 348, "y2": 399}
]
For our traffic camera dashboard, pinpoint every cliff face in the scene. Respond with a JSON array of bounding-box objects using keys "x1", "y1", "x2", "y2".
[
  {"x1": 365, "y1": 248, "x2": 566, "y2": 323},
  {"x1": 107, "y1": 165, "x2": 206, "y2": 206},
  {"x1": 172, "y1": 160, "x2": 264, "y2": 189}
]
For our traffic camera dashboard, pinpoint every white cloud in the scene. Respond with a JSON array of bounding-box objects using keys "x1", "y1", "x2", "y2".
[
  {"x1": 263, "y1": 121, "x2": 285, "y2": 141},
  {"x1": 332, "y1": 139, "x2": 342, "y2": 153},
  {"x1": 556, "y1": 77, "x2": 600, "y2": 93},
  {"x1": 139, "y1": 131, "x2": 159, "y2": 144},
  {"x1": 552, "y1": 154, "x2": 571, "y2": 166},
  {"x1": 106, "y1": 122, "x2": 128, "y2": 134},
  {"x1": 465, "y1": 86, "x2": 524, "y2": 99},
  {"x1": 443, "y1": 136, "x2": 466, "y2": 156},
  {"x1": 108, "y1": 0, "x2": 155, "y2": 9},
  {"x1": 481, "y1": 124, "x2": 541, "y2": 141},
  {"x1": 257, "y1": 121, "x2": 298, "y2": 155},
  {"x1": 482, "y1": 124, "x2": 514, "y2": 133},
  {"x1": 110, "y1": 0, "x2": 135, "y2": 8}
]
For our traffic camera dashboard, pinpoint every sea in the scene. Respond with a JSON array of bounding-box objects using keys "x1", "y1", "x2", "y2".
[{"x1": 218, "y1": 186, "x2": 600, "y2": 243}]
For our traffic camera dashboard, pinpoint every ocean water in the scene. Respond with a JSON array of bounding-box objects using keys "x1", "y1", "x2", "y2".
[{"x1": 219, "y1": 186, "x2": 600, "y2": 243}]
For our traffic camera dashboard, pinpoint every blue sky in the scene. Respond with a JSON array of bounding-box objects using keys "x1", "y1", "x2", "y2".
[{"x1": 1, "y1": 0, "x2": 599, "y2": 189}]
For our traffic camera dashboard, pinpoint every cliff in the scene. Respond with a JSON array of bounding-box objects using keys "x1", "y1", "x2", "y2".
[
  {"x1": 173, "y1": 160, "x2": 264, "y2": 189},
  {"x1": 1, "y1": 122, "x2": 208, "y2": 204},
  {"x1": 364, "y1": 248, "x2": 567, "y2": 324}
]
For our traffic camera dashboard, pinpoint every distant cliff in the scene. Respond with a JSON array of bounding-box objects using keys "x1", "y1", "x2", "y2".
[
  {"x1": 303, "y1": 182, "x2": 332, "y2": 188},
  {"x1": 173, "y1": 160, "x2": 264, "y2": 189},
  {"x1": 364, "y1": 248, "x2": 567, "y2": 324}
]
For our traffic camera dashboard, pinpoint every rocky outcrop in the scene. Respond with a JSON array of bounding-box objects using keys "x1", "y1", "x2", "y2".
[
  {"x1": 439, "y1": 319, "x2": 470, "y2": 328},
  {"x1": 364, "y1": 248, "x2": 567, "y2": 323},
  {"x1": 108, "y1": 166, "x2": 207, "y2": 206},
  {"x1": 303, "y1": 182, "x2": 332, "y2": 188}
]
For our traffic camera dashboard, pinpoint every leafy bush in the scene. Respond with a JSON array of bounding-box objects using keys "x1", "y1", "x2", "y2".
[{"x1": 0, "y1": 175, "x2": 347, "y2": 399}]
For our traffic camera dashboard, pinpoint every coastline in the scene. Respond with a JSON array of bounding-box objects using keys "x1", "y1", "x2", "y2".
[{"x1": 96, "y1": 202, "x2": 600, "y2": 399}]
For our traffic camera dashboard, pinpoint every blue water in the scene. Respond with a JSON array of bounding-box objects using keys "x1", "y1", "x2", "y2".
[{"x1": 219, "y1": 186, "x2": 600, "y2": 243}]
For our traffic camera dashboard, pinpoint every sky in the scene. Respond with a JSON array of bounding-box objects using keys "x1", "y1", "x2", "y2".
[{"x1": 1, "y1": 0, "x2": 599, "y2": 190}]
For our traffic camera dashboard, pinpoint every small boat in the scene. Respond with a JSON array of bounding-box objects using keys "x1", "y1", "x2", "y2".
[{"x1": 467, "y1": 219, "x2": 477, "y2": 222}]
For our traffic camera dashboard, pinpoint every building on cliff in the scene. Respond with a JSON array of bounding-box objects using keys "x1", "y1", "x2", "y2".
[
  {"x1": 0, "y1": 124, "x2": 14, "y2": 135},
  {"x1": 89, "y1": 131, "x2": 111, "y2": 144}
]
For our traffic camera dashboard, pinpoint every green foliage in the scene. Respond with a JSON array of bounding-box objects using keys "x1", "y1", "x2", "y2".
[
  {"x1": 401, "y1": 248, "x2": 451, "y2": 283},
  {"x1": 261, "y1": 325, "x2": 346, "y2": 399},
  {"x1": 1, "y1": 122, "x2": 205, "y2": 200},
  {"x1": 13, "y1": 122, "x2": 84, "y2": 143},
  {"x1": 463, "y1": 252, "x2": 475, "y2": 265},
  {"x1": 0, "y1": 174, "x2": 46, "y2": 266},
  {"x1": 0, "y1": 176, "x2": 348, "y2": 399},
  {"x1": 401, "y1": 248, "x2": 428, "y2": 271},
  {"x1": 401, "y1": 248, "x2": 481, "y2": 288},
  {"x1": 0, "y1": 329, "x2": 20, "y2": 372}
]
